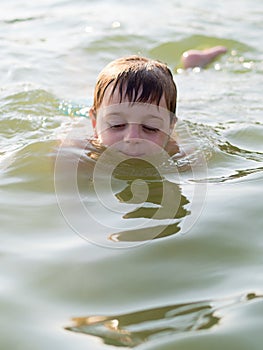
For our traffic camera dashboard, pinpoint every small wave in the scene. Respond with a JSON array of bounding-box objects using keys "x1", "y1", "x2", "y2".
[{"x1": 0, "y1": 86, "x2": 59, "y2": 117}]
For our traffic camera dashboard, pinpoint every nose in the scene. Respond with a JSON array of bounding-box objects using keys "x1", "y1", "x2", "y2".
[{"x1": 124, "y1": 124, "x2": 141, "y2": 142}]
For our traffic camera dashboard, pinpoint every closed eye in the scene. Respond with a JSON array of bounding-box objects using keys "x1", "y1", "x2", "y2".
[
  {"x1": 109, "y1": 124, "x2": 126, "y2": 130},
  {"x1": 142, "y1": 125, "x2": 159, "y2": 133}
]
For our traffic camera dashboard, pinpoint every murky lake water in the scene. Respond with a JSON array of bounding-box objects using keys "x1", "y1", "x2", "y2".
[{"x1": 1, "y1": 0, "x2": 263, "y2": 349}]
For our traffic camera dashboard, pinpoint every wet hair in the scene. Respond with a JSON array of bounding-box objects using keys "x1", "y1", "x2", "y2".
[{"x1": 92, "y1": 55, "x2": 177, "y2": 121}]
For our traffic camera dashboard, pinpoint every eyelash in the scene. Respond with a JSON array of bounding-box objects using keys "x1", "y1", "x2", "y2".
[
  {"x1": 142, "y1": 125, "x2": 159, "y2": 133},
  {"x1": 109, "y1": 124, "x2": 126, "y2": 130},
  {"x1": 109, "y1": 124, "x2": 159, "y2": 133}
]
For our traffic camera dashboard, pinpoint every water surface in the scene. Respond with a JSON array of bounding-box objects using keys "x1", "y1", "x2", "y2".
[{"x1": 0, "y1": 0, "x2": 263, "y2": 349}]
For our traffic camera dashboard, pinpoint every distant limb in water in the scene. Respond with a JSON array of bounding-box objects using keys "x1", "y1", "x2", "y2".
[{"x1": 181, "y1": 46, "x2": 227, "y2": 69}]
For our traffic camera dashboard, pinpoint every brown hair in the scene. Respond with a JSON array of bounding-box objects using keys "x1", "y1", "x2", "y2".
[{"x1": 92, "y1": 55, "x2": 177, "y2": 120}]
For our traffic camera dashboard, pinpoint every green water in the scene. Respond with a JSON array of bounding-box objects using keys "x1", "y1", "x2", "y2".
[{"x1": 1, "y1": 0, "x2": 263, "y2": 349}]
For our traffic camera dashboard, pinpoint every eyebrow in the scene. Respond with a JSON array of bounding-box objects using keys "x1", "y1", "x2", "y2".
[{"x1": 144, "y1": 114, "x2": 164, "y2": 121}]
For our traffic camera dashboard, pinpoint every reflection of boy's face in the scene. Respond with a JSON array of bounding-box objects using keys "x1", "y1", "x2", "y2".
[{"x1": 91, "y1": 86, "x2": 175, "y2": 157}]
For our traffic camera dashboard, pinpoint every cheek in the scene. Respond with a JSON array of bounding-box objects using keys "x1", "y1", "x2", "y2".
[
  {"x1": 98, "y1": 129, "x2": 122, "y2": 146},
  {"x1": 146, "y1": 132, "x2": 169, "y2": 146}
]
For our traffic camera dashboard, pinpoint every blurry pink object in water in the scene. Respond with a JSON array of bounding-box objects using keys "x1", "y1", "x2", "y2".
[{"x1": 181, "y1": 46, "x2": 227, "y2": 69}]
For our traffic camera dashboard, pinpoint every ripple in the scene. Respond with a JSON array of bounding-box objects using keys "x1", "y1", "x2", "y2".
[
  {"x1": 182, "y1": 121, "x2": 263, "y2": 183},
  {"x1": 219, "y1": 141, "x2": 263, "y2": 163},
  {"x1": 3, "y1": 16, "x2": 45, "y2": 24},
  {"x1": 0, "y1": 86, "x2": 59, "y2": 117}
]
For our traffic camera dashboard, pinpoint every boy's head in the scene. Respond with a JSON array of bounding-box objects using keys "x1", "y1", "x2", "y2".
[{"x1": 90, "y1": 55, "x2": 177, "y2": 157}]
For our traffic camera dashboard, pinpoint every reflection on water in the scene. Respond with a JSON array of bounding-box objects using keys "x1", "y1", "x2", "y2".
[
  {"x1": 65, "y1": 292, "x2": 262, "y2": 348},
  {"x1": 110, "y1": 165, "x2": 189, "y2": 241},
  {"x1": 76, "y1": 147, "x2": 192, "y2": 243}
]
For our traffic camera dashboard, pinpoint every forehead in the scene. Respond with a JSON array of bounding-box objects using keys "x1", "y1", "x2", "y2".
[{"x1": 98, "y1": 102, "x2": 170, "y2": 122}]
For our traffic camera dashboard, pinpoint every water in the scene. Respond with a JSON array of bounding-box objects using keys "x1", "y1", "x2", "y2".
[{"x1": 1, "y1": 0, "x2": 263, "y2": 349}]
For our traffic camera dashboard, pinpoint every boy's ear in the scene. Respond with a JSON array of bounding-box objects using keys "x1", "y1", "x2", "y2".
[{"x1": 89, "y1": 107, "x2": 97, "y2": 129}]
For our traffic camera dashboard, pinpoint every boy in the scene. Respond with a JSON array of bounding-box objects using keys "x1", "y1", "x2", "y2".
[{"x1": 89, "y1": 55, "x2": 179, "y2": 157}]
